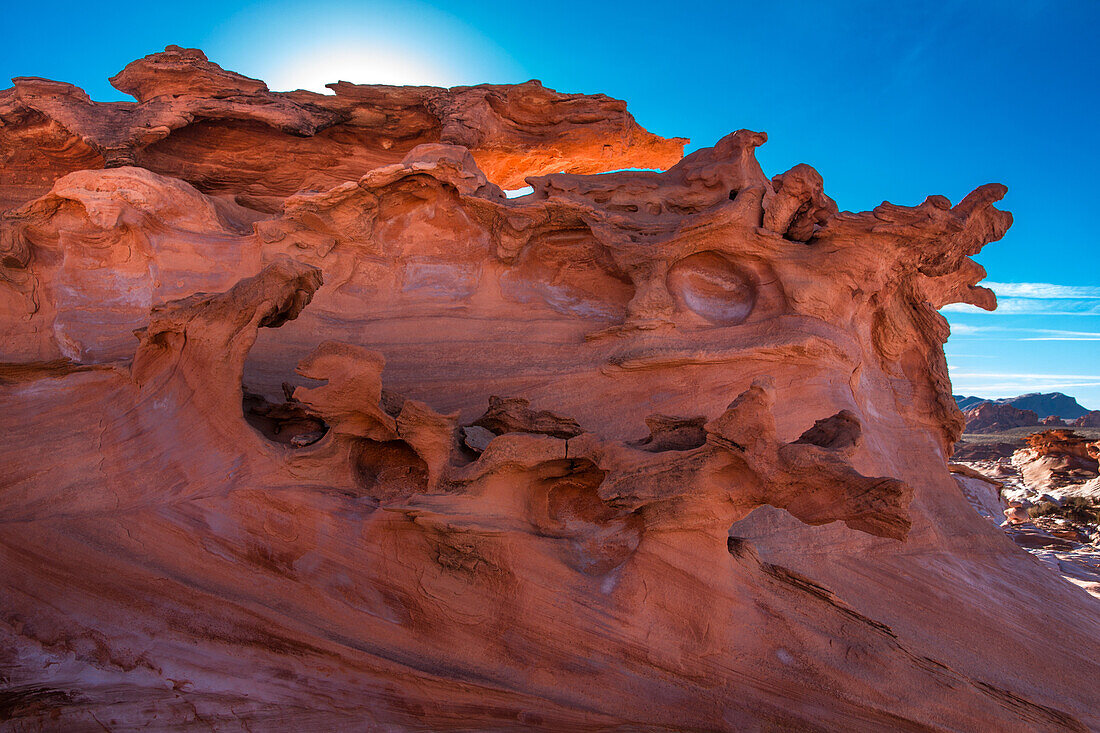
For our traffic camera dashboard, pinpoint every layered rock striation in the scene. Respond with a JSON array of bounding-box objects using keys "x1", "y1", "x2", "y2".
[{"x1": 2, "y1": 48, "x2": 1098, "y2": 731}]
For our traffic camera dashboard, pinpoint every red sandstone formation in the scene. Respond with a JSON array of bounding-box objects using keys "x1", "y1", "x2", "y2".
[
  {"x1": 962, "y1": 401, "x2": 1039, "y2": 433},
  {"x1": 2, "y1": 49, "x2": 1099, "y2": 731},
  {"x1": 1023, "y1": 430, "x2": 1098, "y2": 461}
]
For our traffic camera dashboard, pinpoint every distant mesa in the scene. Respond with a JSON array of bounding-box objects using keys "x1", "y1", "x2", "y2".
[
  {"x1": 957, "y1": 391, "x2": 1100, "y2": 433},
  {"x1": 955, "y1": 391, "x2": 1092, "y2": 423}
]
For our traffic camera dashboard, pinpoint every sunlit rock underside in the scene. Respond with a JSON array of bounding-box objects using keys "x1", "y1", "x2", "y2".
[{"x1": 2, "y1": 47, "x2": 1098, "y2": 732}]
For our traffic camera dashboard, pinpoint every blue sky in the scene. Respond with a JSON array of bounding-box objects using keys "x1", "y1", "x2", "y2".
[{"x1": 4, "y1": 0, "x2": 1097, "y2": 406}]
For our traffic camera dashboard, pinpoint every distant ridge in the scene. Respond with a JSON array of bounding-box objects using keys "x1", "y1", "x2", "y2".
[
  {"x1": 955, "y1": 395, "x2": 989, "y2": 411},
  {"x1": 952, "y1": 392, "x2": 1089, "y2": 420}
]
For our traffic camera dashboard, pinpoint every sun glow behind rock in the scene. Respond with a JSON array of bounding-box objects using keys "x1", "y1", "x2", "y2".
[
  {"x1": 204, "y1": 0, "x2": 524, "y2": 91},
  {"x1": 267, "y1": 41, "x2": 457, "y2": 91}
]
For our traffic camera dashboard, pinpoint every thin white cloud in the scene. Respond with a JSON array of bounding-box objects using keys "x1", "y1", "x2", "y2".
[
  {"x1": 948, "y1": 370, "x2": 1100, "y2": 398},
  {"x1": 950, "y1": 371, "x2": 1100, "y2": 379},
  {"x1": 944, "y1": 298, "x2": 1100, "y2": 316},
  {"x1": 943, "y1": 283, "x2": 1100, "y2": 402},
  {"x1": 1034, "y1": 329, "x2": 1100, "y2": 338},
  {"x1": 983, "y1": 282, "x2": 1100, "y2": 299},
  {"x1": 942, "y1": 303, "x2": 989, "y2": 314},
  {"x1": 942, "y1": 282, "x2": 1100, "y2": 316},
  {"x1": 948, "y1": 325, "x2": 1100, "y2": 341},
  {"x1": 947, "y1": 323, "x2": 988, "y2": 335}
]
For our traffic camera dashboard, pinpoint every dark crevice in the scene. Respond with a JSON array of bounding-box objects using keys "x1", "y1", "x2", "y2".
[
  {"x1": 243, "y1": 390, "x2": 328, "y2": 447},
  {"x1": 762, "y1": 562, "x2": 897, "y2": 638},
  {"x1": 535, "y1": 459, "x2": 642, "y2": 576},
  {"x1": 726, "y1": 535, "x2": 753, "y2": 559},
  {"x1": 631, "y1": 415, "x2": 707, "y2": 452}
]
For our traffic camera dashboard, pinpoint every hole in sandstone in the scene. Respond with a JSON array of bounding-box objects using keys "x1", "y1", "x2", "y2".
[
  {"x1": 353, "y1": 440, "x2": 429, "y2": 501},
  {"x1": 534, "y1": 459, "x2": 642, "y2": 576},
  {"x1": 630, "y1": 415, "x2": 707, "y2": 452},
  {"x1": 546, "y1": 463, "x2": 620, "y2": 526},
  {"x1": 245, "y1": 318, "x2": 331, "y2": 406},
  {"x1": 241, "y1": 303, "x2": 330, "y2": 448},
  {"x1": 243, "y1": 390, "x2": 329, "y2": 447},
  {"x1": 666, "y1": 250, "x2": 757, "y2": 326}
]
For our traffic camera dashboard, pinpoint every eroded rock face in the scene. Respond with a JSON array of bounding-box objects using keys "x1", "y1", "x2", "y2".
[{"x1": 2, "y1": 51, "x2": 1099, "y2": 732}]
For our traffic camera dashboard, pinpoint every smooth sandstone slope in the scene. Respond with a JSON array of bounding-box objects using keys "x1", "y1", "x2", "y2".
[{"x1": 2, "y1": 49, "x2": 1099, "y2": 731}]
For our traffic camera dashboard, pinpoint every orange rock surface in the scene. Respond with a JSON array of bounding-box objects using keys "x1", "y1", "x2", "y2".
[{"x1": 2, "y1": 49, "x2": 1099, "y2": 731}]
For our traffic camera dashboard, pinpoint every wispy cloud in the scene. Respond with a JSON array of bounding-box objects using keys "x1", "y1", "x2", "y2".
[
  {"x1": 948, "y1": 324, "x2": 1100, "y2": 341},
  {"x1": 943, "y1": 282, "x2": 1100, "y2": 316},
  {"x1": 945, "y1": 287, "x2": 1100, "y2": 401},
  {"x1": 1033, "y1": 329, "x2": 1100, "y2": 338},
  {"x1": 950, "y1": 302, "x2": 1100, "y2": 317},
  {"x1": 947, "y1": 323, "x2": 992, "y2": 336},
  {"x1": 1022, "y1": 336, "x2": 1100, "y2": 341},
  {"x1": 983, "y1": 282, "x2": 1100, "y2": 299},
  {"x1": 944, "y1": 299, "x2": 1100, "y2": 316},
  {"x1": 948, "y1": 370, "x2": 1100, "y2": 398}
]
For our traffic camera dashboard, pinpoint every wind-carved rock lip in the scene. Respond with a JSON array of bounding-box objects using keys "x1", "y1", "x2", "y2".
[
  {"x1": 119, "y1": 260, "x2": 913, "y2": 543},
  {"x1": 0, "y1": 45, "x2": 686, "y2": 211},
  {"x1": 110, "y1": 45, "x2": 271, "y2": 102},
  {"x1": 599, "y1": 316, "x2": 862, "y2": 372}
]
